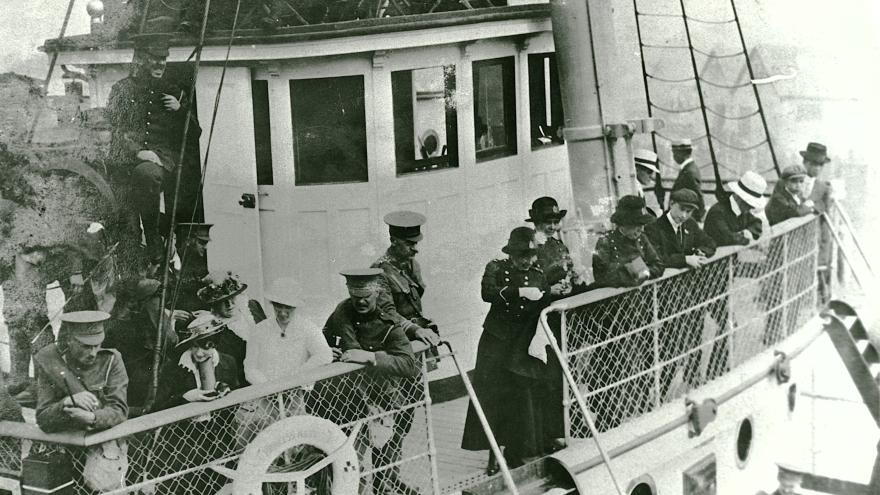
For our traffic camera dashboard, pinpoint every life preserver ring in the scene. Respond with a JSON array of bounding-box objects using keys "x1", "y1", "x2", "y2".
[{"x1": 231, "y1": 415, "x2": 359, "y2": 495}]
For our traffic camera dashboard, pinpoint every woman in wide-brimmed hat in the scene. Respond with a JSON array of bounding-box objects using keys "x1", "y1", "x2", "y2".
[
  {"x1": 462, "y1": 227, "x2": 552, "y2": 472},
  {"x1": 593, "y1": 195, "x2": 664, "y2": 288},
  {"x1": 197, "y1": 271, "x2": 254, "y2": 384}
]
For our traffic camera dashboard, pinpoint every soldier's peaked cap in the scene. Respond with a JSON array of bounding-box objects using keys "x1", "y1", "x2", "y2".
[
  {"x1": 384, "y1": 211, "x2": 426, "y2": 242},
  {"x1": 61, "y1": 311, "x2": 111, "y2": 346},
  {"x1": 131, "y1": 33, "x2": 171, "y2": 58},
  {"x1": 341, "y1": 268, "x2": 384, "y2": 296}
]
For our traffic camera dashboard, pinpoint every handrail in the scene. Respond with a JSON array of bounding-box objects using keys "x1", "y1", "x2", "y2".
[
  {"x1": 831, "y1": 200, "x2": 875, "y2": 278},
  {"x1": 552, "y1": 214, "x2": 816, "y2": 312},
  {"x1": 0, "y1": 342, "x2": 429, "y2": 447}
]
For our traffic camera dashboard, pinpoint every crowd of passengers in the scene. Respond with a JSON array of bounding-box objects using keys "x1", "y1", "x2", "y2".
[{"x1": 0, "y1": 32, "x2": 838, "y2": 493}]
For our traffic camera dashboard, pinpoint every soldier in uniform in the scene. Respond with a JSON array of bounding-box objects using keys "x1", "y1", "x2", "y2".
[
  {"x1": 670, "y1": 139, "x2": 705, "y2": 220},
  {"x1": 33, "y1": 311, "x2": 128, "y2": 433},
  {"x1": 461, "y1": 227, "x2": 551, "y2": 472},
  {"x1": 322, "y1": 268, "x2": 420, "y2": 495},
  {"x1": 373, "y1": 211, "x2": 441, "y2": 347},
  {"x1": 105, "y1": 33, "x2": 201, "y2": 257},
  {"x1": 173, "y1": 222, "x2": 212, "y2": 312}
]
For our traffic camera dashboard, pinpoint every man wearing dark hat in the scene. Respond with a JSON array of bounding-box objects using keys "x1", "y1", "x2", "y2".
[
  {"x1": 322, "y1": 268, "x2": 420, "y2": 495},
  {"x1": 593, "y1": 195, "x2": 665, "y2": 288},
  {"x1": 670, "y1": 139, "x2": 706, "y2": 220},
  {"x1": 372, "y1": 211, "x2": 440, "y2": 347},
  {"x1": 173, "y1": 222, "x2": 213, "y2": 312},
  {"x1": 33, "y1": 311, "x2": 128, "y2": 432},
  {"x1": 766, "y1": 165, "x2": 815, "y2": 226},
  {"x1": 462, "y1": 227, "x2": 551, "y2": 472},
  {"x1": 106, "y1": 33, "x2": 202, "y2": 257},
  {"x1": 645, "y1": 189, "x2": 718, "y2": 396},
  {"x1": 800, "y1": 142, "x2": 835, "y2": 301},
  {"x1": 645, "y1": 189, "x2": 716, "y2": 270}
]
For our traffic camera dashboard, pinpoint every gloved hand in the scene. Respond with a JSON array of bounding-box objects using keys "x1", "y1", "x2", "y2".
[{"x1": 518, "y1": 287, "x2": 544, "y2": 301}]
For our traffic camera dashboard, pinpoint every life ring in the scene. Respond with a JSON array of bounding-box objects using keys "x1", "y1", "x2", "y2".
[{"x1": 231, "y1": 415, "x2": 359, "y2": 495}]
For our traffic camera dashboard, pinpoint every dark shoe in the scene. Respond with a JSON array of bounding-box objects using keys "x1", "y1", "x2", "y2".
[{"x1": 485, "y1": 454, "x2": 499, "y2": 476}]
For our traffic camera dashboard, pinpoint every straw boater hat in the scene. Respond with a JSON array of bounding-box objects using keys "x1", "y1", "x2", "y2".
[
  {"x1": 728, "y1": 171, "x2": 768, "y2": 209},
  {"x1": 384, "y1": 211, "x2": 426, "y2": 242},
  {"x1": 197, "y1": 271, "x2": 248, "y2": 305},
  {"x1": 525, "y1": 197, "x2": 567, "y2": 223},
  {"x1": 264, "y1": 277, "x2": 305, "y2": 308},
  {"x1": 501, "y1": 227, "x2": 537, "y2": 255},
  {"x1": 340, "y1": 268, "x2": 384, "y2": 298},
  {"x1": 671, "y1": 138, "x2": 693, "y2": 151},
  {"x1": 799, "y1": 142, "x2": 830, "y2": 164},
  {"x1": 177, "y1": 312, "x2": 226, "y2": 349},
  {"x1": 610, "y1": 195, "x2": 654, "y2": 226},
  {"x1": 61, "y1": 311, "x2": 111, "y2": 346},
  {"x1": 633, "y1": 149, "x2": 660, "y2": 175}
]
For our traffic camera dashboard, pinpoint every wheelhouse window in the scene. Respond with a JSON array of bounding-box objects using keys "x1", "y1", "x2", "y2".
[
  {"x1": 392, "y1": 66, "x2": 459, "y2": 175},
  {"x1": 290, "y1": 75, "x2": 368, "y2": 185},
  {"x1": 251, "y1": 79, "x2": 273, "y2": 185},
  {"x1": 473, "y1": 57, "x2": 517, "y2": 160},
  {"x1": 528, "y1": 53, "x2": 565, "y2": 148}
]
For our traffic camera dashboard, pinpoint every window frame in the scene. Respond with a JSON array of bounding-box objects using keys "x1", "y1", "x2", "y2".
[
  {"x1": 528, "y1": 52, "x2": 565, "y2": 150},
  {"x1": 472, "y1": 56, "x2": 518, "y2": 162}
]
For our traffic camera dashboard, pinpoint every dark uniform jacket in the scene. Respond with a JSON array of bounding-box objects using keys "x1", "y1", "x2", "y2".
[
  {"x1": 34, "y1": 344, "x2": 129, "y2": 433},
  {"x1": 480, "y1": 258, "x2": 550, "y2": 342},
  {"x1": 704, "y1": 194, "x2": 764, "y2": 246},
  {"x1": 645, "y1": 214, "x2": 717, "y2": 269},
  {"x1": 323, "y1": 300, "x2": 419, "y2": 379},
  {"x1": 372, "y1": 253, "x2": 435, "y2": 333},
  {"x1": 672, "y1": 159, "x2": 705, "y2": 219},
  {"x1": 766, "y1": 183, "x2": 814, "y2": 226},
  {"x1": 106, "y1": 75, "x2": 195, "y2": 172},
  {"x1": 592, "y1": 230, "x2": 665, "y2": 288}
]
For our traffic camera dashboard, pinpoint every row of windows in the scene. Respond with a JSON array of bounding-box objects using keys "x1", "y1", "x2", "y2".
[{"x1": 251, "y1": 53, "x2": 564, "y2": 186}]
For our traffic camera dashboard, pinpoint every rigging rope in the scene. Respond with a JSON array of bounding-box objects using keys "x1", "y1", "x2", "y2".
[
  {"x1": 705, "y1": 106, "x2": 759, "y2": 120},
  {"x1": 641, "y1": 43, "x2": 690, "y2": 50},
  {"x1": 637, "y1": 11, "x2": 736, "y2": 24},
  {"x1": 691, "y1": 46, "x2": 744, "y2": 59},
  {"x1": 711, "y1": 135, "x2": 769, "y2": 152},
  {"x1": 650, "y1": 102, "x2": 701, "y2": 114},
  {"x1": 646, "y1": 73, "x2": 695, "y2": 84},
  {"x1": 170, "y1": 0, "x2": 244, "y2": 312},
  {"x1": 699, "y1": 77, "x2": 752, "y2": 89}
]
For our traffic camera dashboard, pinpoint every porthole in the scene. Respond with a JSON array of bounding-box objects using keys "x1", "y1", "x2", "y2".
[
  {"x1": 627, "y1": 476, "x2": 657, "y2": 495},
  {"x1": 736, "y1": 417, "x2": 753, "y2": 467},
  {"x1": 788, "y1": 383, "x2": 798, "y2": 412}
]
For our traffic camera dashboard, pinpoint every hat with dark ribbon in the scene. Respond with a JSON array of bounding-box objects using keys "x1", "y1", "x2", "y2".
[
  {"x1": 61, "y1": 311, "x2": 111, "y2": 346},
  {"x1": 131, "y1": 33, "x2": 172, "y2": 58},
  {"x1": 384, "y1": 211, "x2": 426, "y2": 242},
  {"x1": 633, "y1": 149, "x2": 660, "y2": 175},
  {"x1": 176, "y1": 223, "x2": 213, "y2": 242},
  {"x1": 727, "y1": 171, "x2": 767, "y2": 209},
  {"x1": 198, "y1": 271, "x2": 248, "y2": 305},
  {"x1": 780, "y1": 164, "x2": 808, "y2": 181},
  {"x1": 671, "y1": 138, "x2": 693, "y2": 151},
  {"x1": 177, "y1": 312, "x2": 226, "y2": 349},
  {"x1": 799, "y1": 142, "x2": 831, "y2": 164},
  {"x1": 501, "y1": 227, "x2": 537, "y2": 255},
  {"x1": 525, "y1": 197, "x2": 567, "y2": 223},
  {"x1": 669, "y1": 189, "x2": 700, "y2": 210},
  {"x1": 340, "y1": 268, "x2": 384, "y2": 298},
  {"x1": 610, "y1": 195, "x2": 655, "y2": 226}
]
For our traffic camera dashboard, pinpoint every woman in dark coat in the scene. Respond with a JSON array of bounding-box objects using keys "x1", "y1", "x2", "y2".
[
  {"x1": 461, "y1": 227, "x2": 551, "y2": 473},
  {"x1": 526, "y1": 197, "x2": 588, "y2": 453},
  {"x1": 196, "y1": 271, "x2": 252, "y2": 385},
  {"x1": 150, "y1": 313, "x2": 242, "y2": 494}
]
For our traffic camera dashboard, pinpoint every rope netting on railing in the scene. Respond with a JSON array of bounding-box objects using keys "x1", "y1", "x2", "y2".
[
  {"x1": 2, "y1": 351, "x2": 439, "y2": 495},
  {"x1": 559, "y1": 216, "x2": 819, "y2": 438}
]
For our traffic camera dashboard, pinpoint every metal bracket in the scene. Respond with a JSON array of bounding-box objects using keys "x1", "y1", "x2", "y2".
[
  {"x1": 604, "y1": 123, "x2": 635, "y2": 140},
  {"x1": 562, "y1": 125, "x2": 606, "y2": 142},
  {"x1": 774, "y1": 350, "x2": 791, "y2": 383},
  {"x1": 686, "y1": 398, "x2": 718, "y2": 437},
  {"x1": 627, "y1": 117, "x2": 665, "y2": 134},
  {"x1": 238, "y1": 193, "x2": 256, "y2": 209}
]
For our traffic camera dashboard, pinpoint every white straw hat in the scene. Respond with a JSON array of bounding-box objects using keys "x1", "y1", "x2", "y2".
[
  {"x1": 728, "y1": 171, "x2": 767, "y2": 209},
  {"x1": 264, "y1": 278, "x2": 305, "y2": 308}
]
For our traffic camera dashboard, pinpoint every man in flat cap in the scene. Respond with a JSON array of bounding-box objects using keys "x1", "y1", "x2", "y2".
[
  {"x1": 670, "y1": 139, "x2": 706, "y2": 221},
  {"x1": 322, "y1": 268, "x2": 420, "y2": 495},
  {"x1": 766, "y1": 165, "x2": 815, "y2": 226},
  {"x1": 33, "y1": 311, "x2": 128, "y2": 432},
  {"x1": 372, "y1": 211, "x2": 440, "y2": 348},
  {"x1": 634, "y1": 149, "x2": 663, "y2": 216},
  {"x1": 645, "y1": 189, "x2": 717, "y2": 396},
  {"x1": 106, "y1": 33, "x2": 202, "y2": 258}
]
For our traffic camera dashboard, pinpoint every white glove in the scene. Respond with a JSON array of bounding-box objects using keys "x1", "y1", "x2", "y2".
[
  {"x1": 183, "y1": 389, "x2": 218, "y2": 402},
  {"x1": 518, "y1": 287, "x2": 544, "y2": 301}
]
